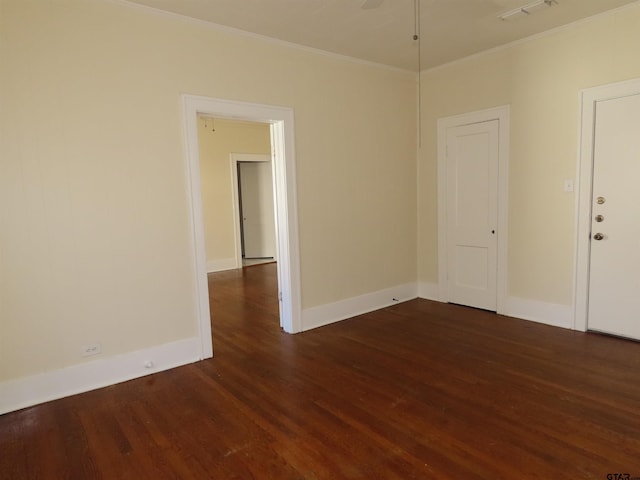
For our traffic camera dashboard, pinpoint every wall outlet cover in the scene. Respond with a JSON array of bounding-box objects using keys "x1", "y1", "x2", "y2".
[{"x1": 81, "y1": 343, "x2": 102, "y2": 357}]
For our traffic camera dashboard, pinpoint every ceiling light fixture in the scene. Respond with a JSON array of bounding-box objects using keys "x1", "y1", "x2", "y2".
[{"x1": 498, "y1": 0, "x2": 558, "y2": 21}]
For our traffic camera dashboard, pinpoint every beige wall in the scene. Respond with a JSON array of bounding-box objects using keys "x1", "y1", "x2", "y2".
[
  {"x1": 0, "y1": 0, "x2": 416, "y2": 382},
  {"x1": 7, "y1": 0, "x2": 634, "y2": 389},
  {"x1": 418, "y1": 5, "x2": 640, "y2": 305},
  {"x1": 197, "y1": 118, "x2": 271, "y2": 267}
]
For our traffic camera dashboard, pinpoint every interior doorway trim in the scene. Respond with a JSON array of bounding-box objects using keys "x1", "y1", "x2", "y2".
[
  {"x1": 230, "y1": 153, "x2": 275, "y2": 269},
  {"x1": 182, "y1": 95, "x2": 302, "y2": 358},
  {"x1": 436, "y1": 105, "x2": 510, "y2": 313},
  {"x1": 574, "y1": 77, "x2": 640, "y2": 332}
]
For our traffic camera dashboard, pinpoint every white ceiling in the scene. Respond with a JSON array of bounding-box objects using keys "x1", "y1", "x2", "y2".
[{"x1": 126, "y1": 0, "x2": 638, "y2": 71}]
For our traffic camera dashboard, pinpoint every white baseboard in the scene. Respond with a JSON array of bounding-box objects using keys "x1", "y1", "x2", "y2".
[
  {"x1": 302, "y1": 283, "x2": 418, "y2": 331},
  {"x1": 207, "y1": 257, "x2": 238, "y2": 273},
  {"x1": 418, "y1": 283, "x2": 573, "y2": 330},
  {"x1": 0, "y1": 337, "x2": 201, "y2": 415},
  {"x1": 503, "y1": 296, "x2": 573, "y2": 330},
  {"x1": 418, "y1": 282, "x2": 440, "y2": 301}
]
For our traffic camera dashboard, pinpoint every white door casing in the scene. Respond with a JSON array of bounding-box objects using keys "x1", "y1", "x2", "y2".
[
  {"x1": 437, "y1": 106, "x2": 509, "y2": 314},
  {"x1": 576, "y1": 85, "x2": 640, "y2": 339},
  {"x1": 575, "y1": 78, "x2": 640, "y2": 336},
  {"x1": 182, "y1": 95, "x2": 302, "y2": 357},
  {"x1": 589, "y1": 93, "x2": 640, "y2": 339},
  {"x1": 446, "y1": 120, "x2": 499, "y2": 310}
]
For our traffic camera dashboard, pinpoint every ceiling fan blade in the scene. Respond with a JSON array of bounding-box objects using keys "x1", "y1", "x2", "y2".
[{"x1": 361, "y1": 0, "x2": 384, "y2": 9}]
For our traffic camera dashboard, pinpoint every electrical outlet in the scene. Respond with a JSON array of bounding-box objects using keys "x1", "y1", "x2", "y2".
[{"x1": 82, "y1": 343, "x2": 101, "y2": 357}]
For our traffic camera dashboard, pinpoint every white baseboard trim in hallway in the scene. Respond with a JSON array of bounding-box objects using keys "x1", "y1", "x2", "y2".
[{"x1": 302, "y1": 283, "x2": 418, "y2": 331}]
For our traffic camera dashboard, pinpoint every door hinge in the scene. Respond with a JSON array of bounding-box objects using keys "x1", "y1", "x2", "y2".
[{"x1": 278, "y1": 292, "x2": 283, "y2": 302}]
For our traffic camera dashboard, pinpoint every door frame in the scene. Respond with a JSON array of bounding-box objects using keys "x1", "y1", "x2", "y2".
[
  {"x1": 436, "y1": 105, "x2": 510, "y2": 313},
  {"x1": 230, "y1": 153, "x2": 276, "y2": 267},
  {"x1": 574, "y1": 77, "x2": 640, "y2": 332},
  {"x1": 182, "y1": 95, "x2": 302, "y2": 359}
]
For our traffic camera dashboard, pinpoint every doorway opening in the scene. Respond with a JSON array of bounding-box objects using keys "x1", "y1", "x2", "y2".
[
  {"x1": 197, "y1": 118, "x2": 274, "y2": 273},
  {"x1": 182, "y1": 95, "x2": 302, "y2": 360},
  {"x1": 231, "y1": 154, "x2": 277, "y2": 268}
]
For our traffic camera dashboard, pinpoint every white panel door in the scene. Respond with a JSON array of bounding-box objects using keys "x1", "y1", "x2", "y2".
[
  {"x1": 588, "y1": 93, "x2": 640, "y2": 340},
  {"x1": 239, "y1": 161, "x2": 276, "y2": 259},
  {"x1": 446, "y1": 120, "x2": 499, "y2": 311}
]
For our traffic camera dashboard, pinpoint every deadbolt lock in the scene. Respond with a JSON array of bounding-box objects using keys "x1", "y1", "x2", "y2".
[
  {"x1": 595, "y1": 215, "x2": 604, "y2": 222},
  {"x1": 596, "y1": 196, "x2": 606, "y2": 205}
]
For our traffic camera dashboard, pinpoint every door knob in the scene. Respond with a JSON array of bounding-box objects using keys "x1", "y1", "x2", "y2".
[{"x1": 593, "y1": 233, "x2": 604, "y2": 241}]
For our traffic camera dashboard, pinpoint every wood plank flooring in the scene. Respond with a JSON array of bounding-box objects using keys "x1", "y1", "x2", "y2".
[{"x1": 2, "y1": 263, "x2": 640, "y2": 479}]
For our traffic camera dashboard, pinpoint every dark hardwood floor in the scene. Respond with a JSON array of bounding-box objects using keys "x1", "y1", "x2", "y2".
[{"x1": 2, "y1": 263, "x2": 640, "y2": 479}]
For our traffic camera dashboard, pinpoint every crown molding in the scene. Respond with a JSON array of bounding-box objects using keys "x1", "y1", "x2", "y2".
[{"x1": 107, "y1": 0, "x2": 414, "y2": 75}]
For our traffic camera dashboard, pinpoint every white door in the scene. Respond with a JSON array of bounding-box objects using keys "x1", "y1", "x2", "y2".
[
  {"x1": 587, "y1": 92, "x2": 640, "y2": 340},
  {"x1": 239, "y1": 161, "x2": 277, "y2": 259},
  {"x1": 446, "y1": 120, "x2": 499, "y2": 311}
]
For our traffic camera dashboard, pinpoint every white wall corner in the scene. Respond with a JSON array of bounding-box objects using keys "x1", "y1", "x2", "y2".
[
  {"x1": 418, "y1": 282, "x2": 440, "y2": 301},
  {"x1": 503, "y1": 297, "x2": 573, "y2": 330},
  {"x1": 301, "y1": 283, "x2": 418, "y2": 332},
  {"x1": 0, "y1": 337, "x2": 201, "y2": 415},
  {"x1": 207, "y1": 257, "x2": 239, "y2": 273}
]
